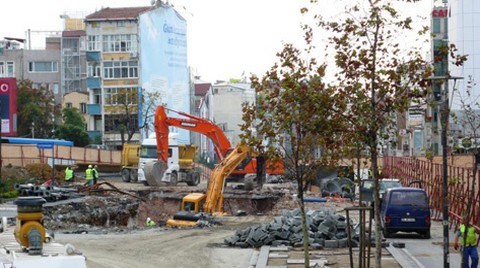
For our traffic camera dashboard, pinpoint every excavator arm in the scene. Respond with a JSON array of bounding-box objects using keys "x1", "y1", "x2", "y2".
[
  {"x1": 154, "y1": 106, "x2": 232, "y2": 163},
  {"x1": 203, "y1": 144, "x2": 251, "y2": 213},
  {"x1": 166, "y1": 144, "x2": 251, "y2": 227}
]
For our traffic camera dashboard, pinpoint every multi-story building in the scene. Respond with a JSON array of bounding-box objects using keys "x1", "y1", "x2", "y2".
[
  {"x1": 0, "y1": 38, "x2": 61, "y2": 102},
  {"x1": 210, "y1": 81, "x2": 255, "y2": 146},
  {"x1": 449, "y1": 0, "x2": 480, "y2": 147},
  {"x1": 84, "y1": 6, "x2": 152, "y2": 148}
]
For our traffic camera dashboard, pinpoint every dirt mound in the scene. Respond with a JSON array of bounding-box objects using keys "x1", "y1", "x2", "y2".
[{"x1": 1, "y1": 165, "x2": 30, "y2": 180}]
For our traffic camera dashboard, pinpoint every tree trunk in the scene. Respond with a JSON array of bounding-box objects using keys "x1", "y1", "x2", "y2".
[
  {"x1": 256, "y1": 155, "x2": 266, "y2": 189},
  {"x1": 297, "y1": 177, "x2": 310, "y2": 268},
  {"x1": 371, "y1": 141, "x2": 382, "y2": 268}
]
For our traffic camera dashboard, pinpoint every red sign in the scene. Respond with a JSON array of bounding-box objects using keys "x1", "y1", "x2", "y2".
[
  {"x1": 0, "y1": 78, "x2": 17, "y2": 136},
  {"x1": 432, "y1": 8, "x2": 448, "y2": 18}
]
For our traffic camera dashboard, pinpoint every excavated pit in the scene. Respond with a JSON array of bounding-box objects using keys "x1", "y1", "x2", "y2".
[{"x1": 42, "y1": 186, "x2": 284, "y2": 231}]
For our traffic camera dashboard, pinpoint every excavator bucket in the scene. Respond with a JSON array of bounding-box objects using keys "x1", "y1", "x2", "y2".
[{"x1": 143, "y1": 161, "x2": 167, "y2": 186}]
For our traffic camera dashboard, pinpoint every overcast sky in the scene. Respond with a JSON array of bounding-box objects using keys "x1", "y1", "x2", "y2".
[{"x1": 1, "y1": 0, "x2": 433, "y2": 82}]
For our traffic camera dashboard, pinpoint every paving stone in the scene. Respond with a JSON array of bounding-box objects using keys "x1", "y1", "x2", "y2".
[
  {"x1": 324, "y1": 239, "x2": 339, "y2": 248},
  {"x1": 268, "y1": 253, "x2": 289, "y2": 258}
]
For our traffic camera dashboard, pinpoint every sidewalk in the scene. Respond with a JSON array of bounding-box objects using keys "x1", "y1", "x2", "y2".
[{"x1": 386, "y1": 220, "x2": 465, "y2": 268}]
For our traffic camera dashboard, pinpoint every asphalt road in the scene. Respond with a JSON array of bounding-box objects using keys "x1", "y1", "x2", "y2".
[{"x1": 385, "y1": 220, "x2": 464, "y2": 267}]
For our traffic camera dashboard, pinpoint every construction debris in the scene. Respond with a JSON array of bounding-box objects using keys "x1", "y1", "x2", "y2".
[
  {"x1": 43, "y1": 196, "x2": 140, "y2": 230},
  {"x1": 224, "y1": 208, "x2": 352, "y2": 248},
  {"x1": 14, "y1": 183, "x2": 82, "y2": 202}
]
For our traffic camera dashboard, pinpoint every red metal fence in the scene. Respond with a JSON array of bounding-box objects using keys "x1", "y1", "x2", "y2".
[{"x1": 383, "y1": 156, "x2": 480, "y2": 231}]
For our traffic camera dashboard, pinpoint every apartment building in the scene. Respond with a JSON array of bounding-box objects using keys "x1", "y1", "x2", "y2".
[{"x1": 84, "y1": 6, "x2": 152, "y2": 148}]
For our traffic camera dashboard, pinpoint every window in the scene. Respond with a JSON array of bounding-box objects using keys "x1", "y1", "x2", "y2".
[
  {"x1": 104, "y1": 114, "x2": 138, "y2": 132},
  {"x1": 28, "y1": 61, "x2": 58, "y2": 72},
  {"x1": 52, "y1": 83, "x2": 59, "y2": 94},
  {"x1": 93, "y1": 89, "x2": 101, "y2": 104},
  {"x1": 80, "y1": 103, "x2": 87, "y2": 114},
  {"x1": 66, "y1": 102, "x2": 73, "y2": 108},
  {"x1": 91, "y1": 22, "x2": 99, "y2": 28},
  {"x1": 104, "y1": 87, "x2": 138, "y2": 105},
  {"x1": 140, "y1": 145, "x2": 157, "y2": 158},
  {"x1": 87, "y1": 63, "x2": 101, "y2": 77},
  {"x1": 87, "y1": 35, "x2": 100, "y2": 51},
  {"x1": 102, "y1": 34, "x2": 137, "y2": 52},
  {"x1": 0, "y1": 61, "x2": 14, "y2": 77},
  {"x1": 117, "y1": 21, "x2": 125, "y2": 27},
  {"x1": 6, "y1": 62, "x2": 14, "y2": 77},
  {"x1": 103, "y1": 61, "x2": 138, "y2": 79}
]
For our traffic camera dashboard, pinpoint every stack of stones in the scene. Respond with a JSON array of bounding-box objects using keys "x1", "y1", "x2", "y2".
[{"x1": 224, "y1": 208, "x2": 352, "y2": 248}]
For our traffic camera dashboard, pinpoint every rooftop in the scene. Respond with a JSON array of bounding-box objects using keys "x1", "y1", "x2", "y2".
[{"x1": 85, "y1": 6, "x2": 153, "y2": 21}]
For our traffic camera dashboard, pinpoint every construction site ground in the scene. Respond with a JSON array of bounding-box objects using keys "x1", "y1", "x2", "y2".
[
  {"x1": 32, "y1": 176, "x2": 399, "y2": 268},
  {"x1": 1, "y1": 172, "x2": 405, "y2": 268}
]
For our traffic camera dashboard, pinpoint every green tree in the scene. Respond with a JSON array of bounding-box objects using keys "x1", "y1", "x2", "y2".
[
  {"x1": 107, "y1": 89, "x2": 162, "y2": 146},
  {"x1": 317, "y1": 1, "x2": 432, "y2": 265},
  {"x1": 241, "y1": 40, "x2": 347, "y2": 266},
  {"x1": 17, "y1": 80, "x2": 60, "y2": 138},
  {"x1": 56, "y1": 107, "x2": 90, "y2": 147}
]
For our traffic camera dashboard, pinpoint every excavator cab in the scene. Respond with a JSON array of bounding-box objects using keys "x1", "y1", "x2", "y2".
[{"x1": 181, "y1": 193, "x2": 206, "y2": 212}]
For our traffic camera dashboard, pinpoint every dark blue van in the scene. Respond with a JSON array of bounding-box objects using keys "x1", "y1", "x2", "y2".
[{"x1": 380, "y1": 187, "x2": 431, "y2": 238}]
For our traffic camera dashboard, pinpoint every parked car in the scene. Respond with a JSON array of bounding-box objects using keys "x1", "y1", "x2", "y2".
[
  {"x1": 380, "y1": 187, "x2": 431, "y2": 239},
  {"x1": 379, "y1": 178, "x2": 402, "y2": 199},
  {"x1": 360, "y1": 178, "x2": 402, "y2": 203}
]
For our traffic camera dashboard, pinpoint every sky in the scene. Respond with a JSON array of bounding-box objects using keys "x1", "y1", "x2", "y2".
[{"x1": 1, "y1": 0, "x2": 434, "y2": 83}]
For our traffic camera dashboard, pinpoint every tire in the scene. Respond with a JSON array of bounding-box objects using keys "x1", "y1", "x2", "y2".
[
  {"x1": 422, "y1": 230, "x2": 431, "y2": 239},
  {"x1": 383, "y1": 228, "x2": 391, "y2": 238},
  {"x1": 169, "y1": 172, "x2": 178, "y2": 186},
  {"x1": 130, "y1": 169, "x2": 138, "y2": 182},
  {"x1": 121, "y1": 169, "x2": 131, "y2": 182},
  {"x1": 186, "y1": 171, "x2": 200, "y2": 186}
]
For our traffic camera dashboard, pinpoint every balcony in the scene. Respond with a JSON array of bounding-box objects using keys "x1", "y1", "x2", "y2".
[
  {"x1": 86, "y1": 51, "x2": 101, "y2": 62},
  {"x1": 87, "y1": 104, "x2": 101, "y2": 115},
  {"x1": 87, "y1": 77, "x2": 101, "y2": 88}
]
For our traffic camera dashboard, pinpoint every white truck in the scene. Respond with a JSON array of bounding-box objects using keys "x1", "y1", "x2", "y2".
[{"x1": 137, "y1": 133, "x2": 201, "y2": 186}]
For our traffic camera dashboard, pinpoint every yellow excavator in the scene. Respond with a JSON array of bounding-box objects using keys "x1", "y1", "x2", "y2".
[{"x1": 166, "y1": 144, "x2": 252, "y2": 227}]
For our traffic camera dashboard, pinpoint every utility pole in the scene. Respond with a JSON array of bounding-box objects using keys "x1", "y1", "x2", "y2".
[{"x1": 430, "y1": 75, "x2": 462, "y2": 268}]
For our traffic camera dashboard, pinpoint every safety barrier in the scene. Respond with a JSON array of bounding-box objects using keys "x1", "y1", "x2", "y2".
[{"x1": 383, "y1": 156, "x2": 480, "y2": 232}]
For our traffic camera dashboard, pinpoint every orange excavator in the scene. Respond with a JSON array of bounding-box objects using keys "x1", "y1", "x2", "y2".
[
  {"x1": 166, "y1": 144, "x2": 252, "y2": 227},
  {"x1": 144, "y1": 105, "x2": 283, "y2": 185}
]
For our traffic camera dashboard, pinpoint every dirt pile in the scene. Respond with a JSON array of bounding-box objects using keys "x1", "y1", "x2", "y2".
[{"x1": 1, "y1": 165, "x2": 30, "y2": 180}]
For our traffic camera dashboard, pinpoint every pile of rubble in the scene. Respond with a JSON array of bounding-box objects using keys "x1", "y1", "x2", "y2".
[
  {"x1": 43, "y1": 196, "x2": 140, "y2": 231},
  {"x1": 224, "y1": 208, "x2": 351, "y2": 248}
]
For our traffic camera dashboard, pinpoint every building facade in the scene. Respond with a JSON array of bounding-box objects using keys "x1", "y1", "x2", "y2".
[{"x1": 84, "y1": 6, "x2": 152, "y2": 147}]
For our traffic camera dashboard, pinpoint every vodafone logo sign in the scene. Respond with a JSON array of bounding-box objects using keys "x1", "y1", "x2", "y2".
[{"x1": 0, "y1": 83, "x2": 8, "y2": 93}]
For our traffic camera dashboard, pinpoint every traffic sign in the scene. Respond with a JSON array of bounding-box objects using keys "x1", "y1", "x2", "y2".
[{"x1": 36, "y1": 143, "x2": 54, "y2": 149}]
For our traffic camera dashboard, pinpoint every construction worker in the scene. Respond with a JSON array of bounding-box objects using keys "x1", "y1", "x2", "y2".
[
  {"x1": 65, "y1": 165, "x2": 74, "y2": 184},
  {"x1": 85, "y1": 165, "x2": 94, "y2": 186},
  {"x1": 454, "y1": 219, "x2": 479, "y2": 268},
  {"x1": 92, "y1": 165, "x2": 99, "y2": 184},
  {"x1": 145, "y1": 217, "x2": 156, "y2": 227}
]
